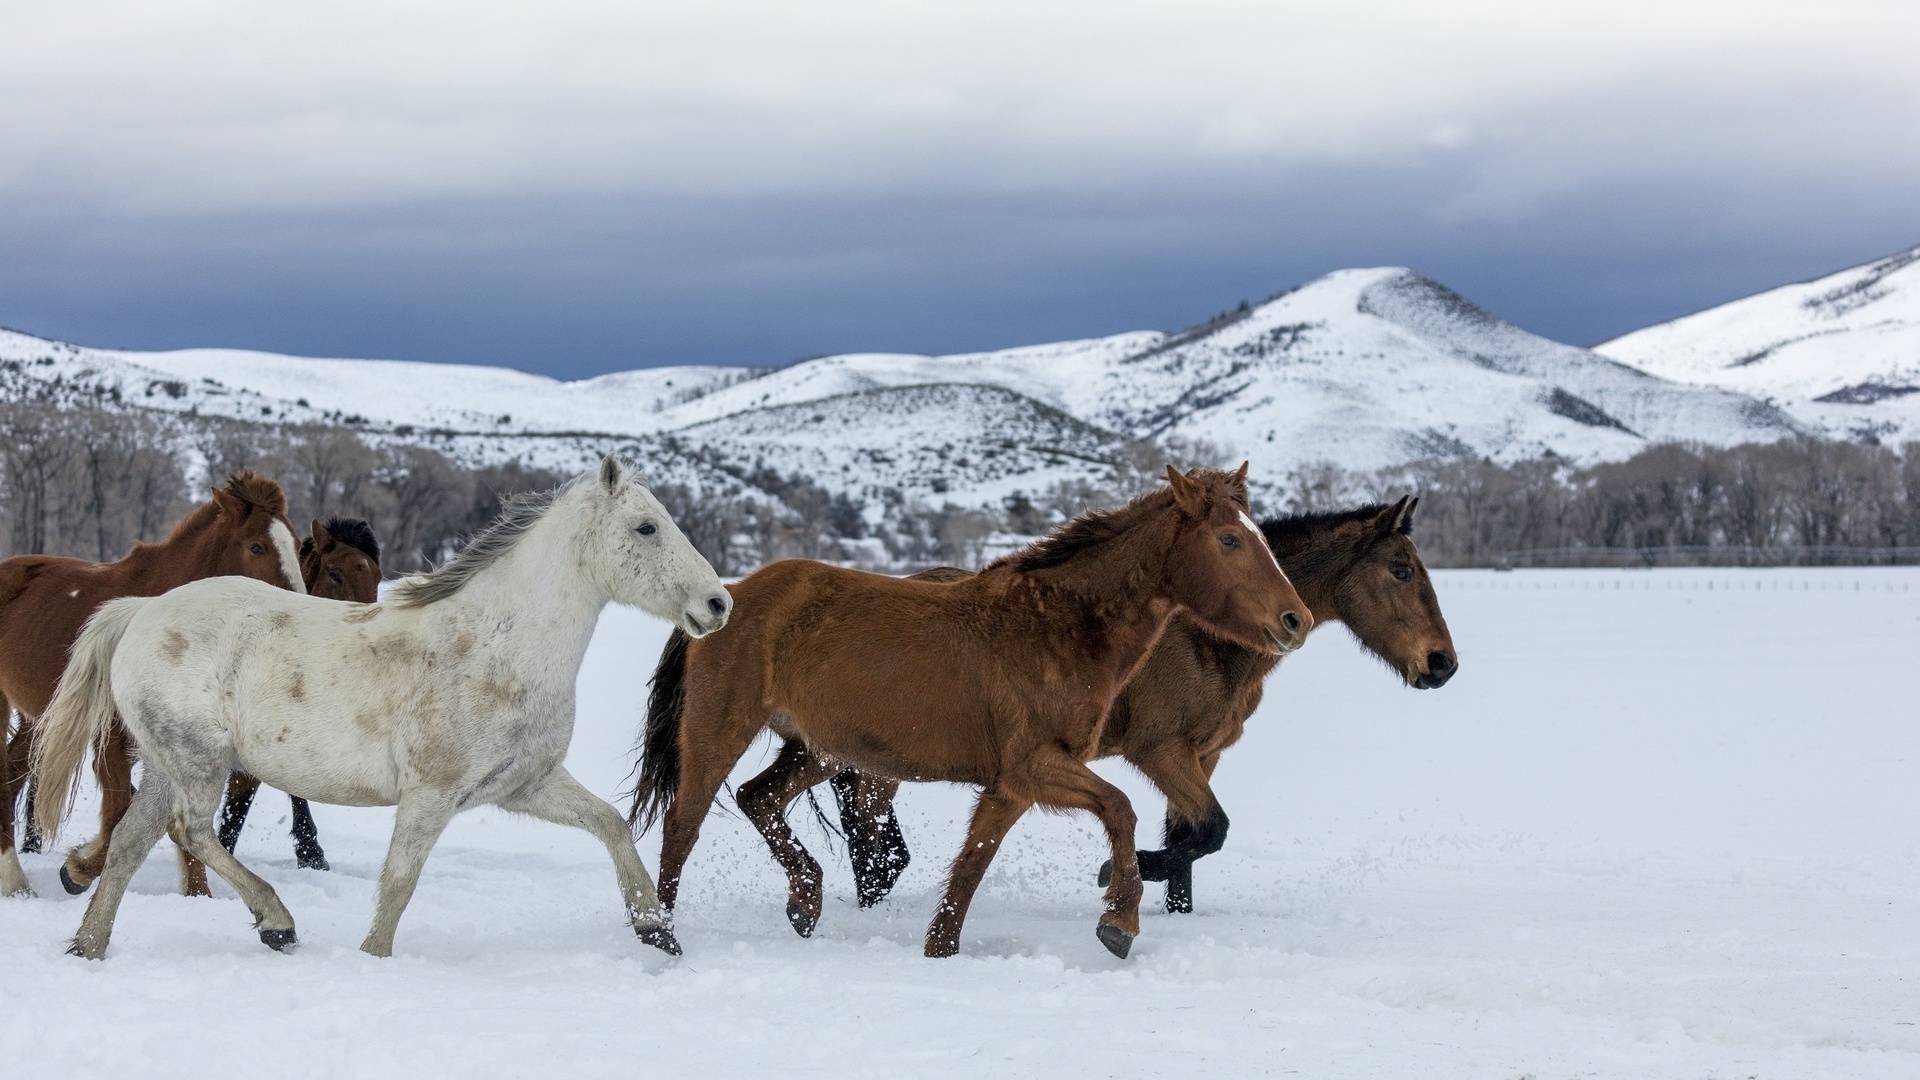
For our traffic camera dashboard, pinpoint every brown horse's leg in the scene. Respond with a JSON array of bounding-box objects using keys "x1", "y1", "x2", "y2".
[
  {"x1": 655, "y1": 710, "x2": 765, "y2": 915},
  {"x1": 62, "y1": 720, "x2": 135, "y2": 894},
  {"x1": 1118, "y1": 743, "x2": 1227, "y2": 913},
  {"x1": 217, "y1": 772, "x2": 262, "y2": 853},
  {"x1": 736, "y1": 738, "x2": 843, "y2": 937},
  {"x1": 831, "y1": 770, "x2": 908, "y2": 907},
  {"x1": 924, "y1": 790, "x2": 1031, "y2": 958},
  {"x1": 1022, "y1": 746, "x2": 1144, "y2": 957}
]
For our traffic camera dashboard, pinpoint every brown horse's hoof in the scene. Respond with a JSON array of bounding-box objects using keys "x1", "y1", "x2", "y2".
[
  {"x1": 786, "y1": 899, "x2": 818, "y2": 938},
  {"x1": 1096, "y1": 923, "x2": 1134, "y2": 959},
  {"x1": 923, "y1": 935, "x2": 960, "y2": 959},
  {"x1": 58, "y1": 865, "x2": 90, "y2": 896},
  {"x1": 258, "y1": 927, "x2": 298, "y2": 952},
  {"x1": 635, "y1": 923, "x2": 682, "y2": 956}
]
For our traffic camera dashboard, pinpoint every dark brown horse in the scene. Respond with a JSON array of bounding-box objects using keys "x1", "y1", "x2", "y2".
[
  {"x1": 765, "y1": 497, "x2": 1457, "y2": 917},
  {"x1": 629, "y1": 465, "x2": 1312, "y2": 958},
  {"x1": 213, "y1": 518, "x2": 383, "y2": 873},
  {"x1": 0, "y1": 471, "x2": 306, "y2": 898}
]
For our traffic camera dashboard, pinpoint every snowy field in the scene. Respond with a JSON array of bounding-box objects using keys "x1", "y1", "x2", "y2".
[{"x1": 4, "y1": 568, "x2": 1918, "y2": 1078}]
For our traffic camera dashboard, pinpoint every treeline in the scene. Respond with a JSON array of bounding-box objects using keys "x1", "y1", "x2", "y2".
[
  {"x1": 0, "y1": 402, "x2": 561, "y2": 571},
  {"x1": 1273, "y1": 438, "x2": 1920, "y2": 566},
  {"x1": 8, "y1": 397, "x2": 1920, "y2": 573}
]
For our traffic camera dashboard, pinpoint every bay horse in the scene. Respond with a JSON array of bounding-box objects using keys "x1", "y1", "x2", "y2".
[
  {"x1": 215, "y1": 518, "x2": 385, "y2": 873},
  {"x1": 0, "y1": 471, "x2": 306, "y2": 899},
  {"x1": 33, "y1": 455, "x2": 726, "y2": 959},
  {"x1": 744, "y1": 497, "x2": 1457, "y2": 920},
  {"x1": 628, "y1": 465, "x2": 1312, "y2": 959}
]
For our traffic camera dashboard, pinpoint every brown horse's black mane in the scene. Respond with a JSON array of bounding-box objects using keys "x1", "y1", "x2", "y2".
[
  {"x1": 318, "y1": 517, "x2": 381, "y2": 562},
  {"x1": 1259, "y1": 504, "x2": 1397, "y2": 548}
]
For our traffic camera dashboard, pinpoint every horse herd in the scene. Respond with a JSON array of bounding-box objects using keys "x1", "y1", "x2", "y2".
[{"x1": 0, "y1": 454, "x2": 1457, "y2": 962}]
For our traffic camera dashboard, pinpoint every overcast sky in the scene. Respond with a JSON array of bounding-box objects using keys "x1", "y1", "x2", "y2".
[{"x1": 3, "y1": 1, "x2": 1916, "y2": 378}]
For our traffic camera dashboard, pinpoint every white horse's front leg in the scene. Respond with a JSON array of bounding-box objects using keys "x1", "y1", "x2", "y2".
[
  {"x1": 362, "y1": 790, "x2": 459, "y2": 958},
  {"x1": 498, "y1": 767, "x2": 679, "y2": 955}
]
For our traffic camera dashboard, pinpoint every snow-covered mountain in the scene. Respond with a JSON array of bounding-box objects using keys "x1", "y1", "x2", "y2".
[
  {"x1": 1596, "y1": 245, "x2": 1920, "y2": 444},
  {"x1": 3, "y1": 266, "x2": 1802, "y2": 512}
]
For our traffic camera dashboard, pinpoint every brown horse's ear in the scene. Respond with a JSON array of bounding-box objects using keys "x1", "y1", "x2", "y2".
[
  {"x1": 1399, "y1": 496, "x2": 1419, "y2": 535},
  {"x1": 310, "y1": 519, "x2": 333, "y2": 547},
  {"x1": 210, "y1": 487, "x2": 245, "y2": 519},
  {"x1": 1374, "y1": 495, "x2": 1414, "y2": 536},
  {"x1": 1165, "y1": 464, "x2": 1206, "y2": 514},
  {"x1": 1229, "y1": 461, "x2": 1249, "y2": 486},
  {"x1": 600, "y1": 453, "x2": 623, "y2": 492}
]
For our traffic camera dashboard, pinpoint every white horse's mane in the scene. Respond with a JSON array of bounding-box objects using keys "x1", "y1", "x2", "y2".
[{"x1": 387, "y1": 481, "x2": 571, "y2": 609}]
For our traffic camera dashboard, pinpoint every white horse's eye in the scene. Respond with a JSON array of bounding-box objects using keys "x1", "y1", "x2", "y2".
[{"x1": 637, "y1": 523, "x2": 656, "y2": 536}]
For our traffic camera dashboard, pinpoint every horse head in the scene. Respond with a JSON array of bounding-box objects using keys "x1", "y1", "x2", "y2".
[
  {"x1": 1319, "y1": 496, "x2": 1457, "y2": 688},
  {"x1": 582, "y1": 454, "x2": 731, "y2": 637},
  {"x1": 204, "y1": 471, "x2": 306, "y2": 595},
  {"x1": 1162, "y1": 463, "x2": 1311, "y2": 656},
  {"x1": 302, "y1": 517, "x2": 382, "y2": 603}
]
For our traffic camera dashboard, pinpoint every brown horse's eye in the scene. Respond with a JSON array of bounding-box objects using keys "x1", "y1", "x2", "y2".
[
  {"x1": 1391, "y1": 565, "x2": 1412, "y2": 582},
  {"x1": 250, "y1": 543, "x2": 266, "y2": 556},
  {"x1": 329, "y1": 570, "x2": 344, "y2": 584},
  {"x1": 1220, "y1": 533, "x2": 1240, "y2": 549}
]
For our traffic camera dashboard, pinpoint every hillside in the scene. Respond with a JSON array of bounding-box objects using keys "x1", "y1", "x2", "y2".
[
  {"x1": 3, "y1": 267, "x2": 1803, "y2": 514},
  {"x1": 1596, "y1": 245, "x2": 1920, "y2": 443}
]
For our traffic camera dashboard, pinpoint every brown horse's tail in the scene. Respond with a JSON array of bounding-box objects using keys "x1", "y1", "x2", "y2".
[
  {"x1": 626, "y1": 627, "x2": 690, "y2": 832},
  {"x1": 31, "y1": 597, "x2": 147, "y2": 842}
]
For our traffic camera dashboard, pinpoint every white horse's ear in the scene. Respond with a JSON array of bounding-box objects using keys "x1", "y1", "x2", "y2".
[{"x1": 600, "y1": 454, "x2": 623, "y2": 491}]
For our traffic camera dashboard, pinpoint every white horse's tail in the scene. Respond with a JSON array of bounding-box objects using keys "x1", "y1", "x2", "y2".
[{"x1": 31, "y1": 597, "x2": 148, "y2": 842}]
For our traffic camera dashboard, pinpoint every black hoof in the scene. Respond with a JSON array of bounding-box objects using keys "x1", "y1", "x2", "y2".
[
  {"x1": 1096, "y1": 923, "x2": 1134, "y2": 960},
  {"x1": 21, "y1": 835, "x2": 42, "y2": 855},
  {"x1": 635, "y1": 924, "x2": 682, "y2": 956},
  {"x1": 258, "y1": 927, "x2": 297, "y2": 952},
  {"x1": 295, "y1": 849, "x2": 330, "y2": 872},
  {"x1": 58, "y1": 865, "x2": 89, "y2": 895},
  {"x1": 1097, "y1": 859, "x2": 1112, "y2": 887},
  {"x1": 786, "y1": 899, "x2": 818, "y2": 938}
]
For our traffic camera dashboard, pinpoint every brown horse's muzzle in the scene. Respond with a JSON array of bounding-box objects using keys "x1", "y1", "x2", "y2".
[
  {"x1": 1263, "y1": 608, "x2": 1311, "y2": 655},
  {"x1": 1412, "y1": 649, "x2": 1457, "y2": 689}
]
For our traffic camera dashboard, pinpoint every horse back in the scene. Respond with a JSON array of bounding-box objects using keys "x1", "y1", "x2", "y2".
[
  {"x1": 0, "y1": 554, "x2": 147, "y2": 715},
  {"x1": 697, "y1": 559, "x2": 1018, "y2": 784}
]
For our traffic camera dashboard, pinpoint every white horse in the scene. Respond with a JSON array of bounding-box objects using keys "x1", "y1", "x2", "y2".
[{"x1": 32, "y1": 454, "x2": 730, "y2": 960}]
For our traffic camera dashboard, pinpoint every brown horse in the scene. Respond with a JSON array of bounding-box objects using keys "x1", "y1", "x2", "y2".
[
  {"x1": 213, "y1": 517, "x2": 384, "y2": 873},
  {"x1": 628, "y1": 465, "x2": 1312, "y2": 958},
  {"x1": 753, "y1": 497, "x2": 1457, "y2": 918},
  {"x1": 0, "y1": 471, "x2": 306, "y2": 898}
]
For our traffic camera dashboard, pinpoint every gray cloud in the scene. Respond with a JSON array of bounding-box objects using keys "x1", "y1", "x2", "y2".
[{"x1": 2, "y1": 2, "x2": 1916, "y2": 376}]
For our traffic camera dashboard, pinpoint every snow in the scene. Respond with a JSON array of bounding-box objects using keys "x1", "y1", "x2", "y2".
[
  {"x1": 6, "y1": 568, "x2": 1918, "y2": 1077},
  {"x1": 1598, "y1": 245, "x2": 1920, "y2": 443},
  {"x1": 4, "y1": 265, "x2": 1805, "y2": 516}
]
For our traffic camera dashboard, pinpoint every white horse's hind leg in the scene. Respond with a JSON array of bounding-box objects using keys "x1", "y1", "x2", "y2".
[
  {"x1": 361, "y1": 791, "x2": 459, "y2": 958},
  {"x1": 498, "y1": 767, "x2": 679, "y2": 955},
  {"x1": 166, "y1": 776, "x2": 298, "y2": 950},
  {"x1": 70, "y1": 772, "x2": 173, "y2": 959}
]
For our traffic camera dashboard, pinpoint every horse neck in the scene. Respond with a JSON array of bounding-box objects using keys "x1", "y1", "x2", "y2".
[
  {"x1": 424, "y1": 504, "x2": 607, "y2": 672},
  {"x1": 1267, "y1": 528, "x2": 1353, "y2": 627},
  {"x1": 115, "y1": 507, "x2": 228, "y2": 593},
  {"x1": 1018, "y1": 516, "x2": 1181, "y2": 684}
]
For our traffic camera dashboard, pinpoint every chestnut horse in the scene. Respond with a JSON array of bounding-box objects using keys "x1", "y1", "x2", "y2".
[
  {"x1": 215, "y1": 517, "x2": 385, "y2": 873},
  {"x1": 748, "y1": 497, "x2": 1458, "y2": 919},
  {"x1": 629, "y1": 465, "x2": 1312, "y2": 959},
  {"x1": 0, "y1": 471, "x2": 305, "y2": 898}
]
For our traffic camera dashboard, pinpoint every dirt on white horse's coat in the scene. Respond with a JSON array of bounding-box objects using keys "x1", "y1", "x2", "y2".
[{"x1": 32, "y1": 454, "x2": 729, "y2": 960}]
